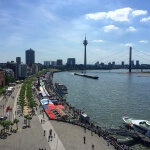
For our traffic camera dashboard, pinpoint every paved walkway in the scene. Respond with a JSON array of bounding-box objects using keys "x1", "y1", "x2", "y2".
[
  {"x1": 38, "y1": 114, "x2": 66, "y2": 150},
  {"x1": 0, "y1": 84, "x2": 115, "y2": 150}
]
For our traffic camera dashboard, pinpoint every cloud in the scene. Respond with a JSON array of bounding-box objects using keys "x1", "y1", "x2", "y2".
[
  {"x1": 139, "y1": 40, "x2": 148, "y2": 43},
  {"x1": 85, "y1": 7, "x2": 132, "y2": 22},
  {"x1": 107, "y1": 7, "x2": 132, "y2": 22},
  {"x1": 121, "y1": 43, "x2": 133, "y2": 47},
  {"x1": 104, "y1": 25, "x2": 119, "y2": 32},
  {"x1": 132, "y1": 10, "x2": 147, "y2": 16},
  {"x1": 85, "y1": 7, "x2": 148, "y2": 22},
  {"x1": 92, "y1": 40, "x2": 104, "y2": 43},
  {"x1": 127, "y1": 26, "x2": 136, "y2": 31},
  {"x1": 85, "y1": 12, "x2": 106, "y2": 20},
  {"x1": 140, "y1": 16, "x2": 150, "y2": 22}
]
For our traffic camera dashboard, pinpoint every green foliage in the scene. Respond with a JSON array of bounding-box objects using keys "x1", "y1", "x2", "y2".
[
  {"x1": 5, "y1": 74, "x2": 16, "y2": 85},
  {"x1": 13, "y1": 118, "x2": 19, "y2": 129}
]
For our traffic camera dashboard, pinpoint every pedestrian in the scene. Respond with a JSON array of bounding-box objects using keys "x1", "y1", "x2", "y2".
[
  {"x1": 91, "y1": 129, "x2": 93, "y2": 136},
  {"x1": 92, "y1": 144, "x2": 94, "y2": 150},
  {"x1": 49, "y1": 129, "x2": 52, "y2": 135},
  {"x1": 83, "y1": 136, "x2": 86, "y2": 144},
  {"x1": 54, "y1": 133, "x2": 55, "y2": 138},
  {"x1": 51, "y1": 135, "x2": 53, "y2": 141},
  {"x1": 41, "y1": 119, "x2": 42, "y2": 124},
  {"x1": 48, "y1": 135, "x2": 50, "y2": 142},
  {"x1": 44, "y1": 130, "x2": 46, "y2": 136},
  {"x1": 43, "y1": 113, "x2": 44, "y2": 118}
]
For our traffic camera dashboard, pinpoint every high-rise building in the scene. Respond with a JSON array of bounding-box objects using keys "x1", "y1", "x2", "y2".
[
  {"x1": 25, "y1": 48, "x2": 35, "y2": 65},
  {"x1": 131, "y1": 60, "x2": 134, "y2": 66},
  {"x1": 16, "y1": 57, "x2": 21, "y2": 64},
  {"x1": 136, "y1": 60, "x2": 139, "y2": 67},
  {"x1": 51, "y1": 61, "x2": 56, "y2": 66},
  {"x1": 44, "y1": 61, "x2": 50, "y2": 68},
  {"x1": 57, "y1": 59, "x2": 63, "y2": 66},
  {"x1": 32, "y1": 63, "x2": 39, "y2": 74},
  {"x1": 18, "y1": 64, "x2": 27, "y2": 79},
  {"x1": 67, "y1": 58, "x2": 75, "y2": 66},
  {"x1": 6, "y1": 61, "x2": 18, "y2": 79},
  {"x1": 112, "y1": 61, "x2": 115, "y2": 66}
]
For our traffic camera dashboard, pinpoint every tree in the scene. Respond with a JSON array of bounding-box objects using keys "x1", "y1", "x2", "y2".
[
  {"x1": 0, "y1": 120, "x2": 11, "y2": 133},
  {"x1": 13, "y1": 118, "x2": 19, "y2": 130},
  {"x1": 5, "y1": 74, "x2": 16, "y2": 85},
  {"x1": 28, "y1": 99, "x2": 37, "y2": 114},
  {"x1": 24, "y1": 115, "x2": 32, "y2": 128}
]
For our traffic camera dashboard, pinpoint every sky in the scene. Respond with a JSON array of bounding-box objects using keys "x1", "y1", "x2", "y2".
[{"x1": 0, "y1": 0, "x2": 150, "y2": 65}]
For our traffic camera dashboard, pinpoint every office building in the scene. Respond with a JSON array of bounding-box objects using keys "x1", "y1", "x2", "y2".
[
  {"x1": 44, "y1": 61, "x2": 50, "y2": 68},
  {"x1": 6, "y1": 61, "x2": 18, "y2": 79},
  {"x1": 67, "y1": 58, "x2": 75, "y2": 66},
  {"x1": 26, "y1": 48, "x2": 35, "y2": 65},
  {"x1": 51, "y1": 61, "x2": 56, "y2": 66},
  {"x1": 131, "y1": 60, "x2": 134, "y2": 66},
  {"x1": 32, "y1": 63, "x2": 39, "y2": 74},
  {"x1": 136, "y1": 60, "x2": 139, "y2": 67},
  {"x1": 122, "y1": 61, "x2": 124, "y2": 67},
  {"x1": 16, "y1": 57, "x2": 21, "y2": 64},
  {"x1": 57, "y1": 59, "x2": 63, "y2": 66},
  {"x1": 18, "y1": 64, "x2": 27, "y2": 79}
]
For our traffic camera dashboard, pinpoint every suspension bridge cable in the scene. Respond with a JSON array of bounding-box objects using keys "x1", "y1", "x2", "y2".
[
  {"x1": 93, "y1": 49, "x2": 128, "y2": 63},
  {"x1": 133, "y1": 53, "x2": 150, "y2": 63},
  {"x1": 133, "y1": 48, "x2": 150, "y2": 57},
  {"x1": 105, "y1": 54, "x2": 128, "y2": 64}
]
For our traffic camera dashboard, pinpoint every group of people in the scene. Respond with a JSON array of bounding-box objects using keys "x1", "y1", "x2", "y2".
[{"x1": 43, "y1": 129, "x2": 55, "y2": 142}]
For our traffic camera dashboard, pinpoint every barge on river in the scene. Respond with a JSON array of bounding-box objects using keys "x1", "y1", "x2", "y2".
[{"x1": 74, "y1": 73, "x2": 99, "y2": 79}]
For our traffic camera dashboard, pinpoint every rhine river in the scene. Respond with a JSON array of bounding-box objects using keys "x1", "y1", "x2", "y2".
[{"x1": 53, "y1": 69, "x2": 150, "y2": 150}]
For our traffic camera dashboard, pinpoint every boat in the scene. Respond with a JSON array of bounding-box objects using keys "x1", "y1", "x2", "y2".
[
  {"x1": 122, "y1": 116, "x2": 150, "y2": 138},
  {"x1": 74, "y1": 73, "x2": 99, "y2": 79},
  {"x1": 55, "y1": 82, "x2": 68, "y2": 95}
]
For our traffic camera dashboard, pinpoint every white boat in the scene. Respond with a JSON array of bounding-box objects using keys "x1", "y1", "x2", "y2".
[{"x1": 122, "y1": 116, "x2": 150, "y2": 138}]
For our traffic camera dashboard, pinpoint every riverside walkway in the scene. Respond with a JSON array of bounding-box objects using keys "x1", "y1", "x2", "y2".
[{"x1": 0, "y1": 83, "x2": 115, "y2": 150}]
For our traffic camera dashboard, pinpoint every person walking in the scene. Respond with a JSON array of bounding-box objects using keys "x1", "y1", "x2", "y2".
[
  {"x1": 48, "y1": 135, "x2": 50, "y2": 142},
  {"x1": 41, "y1": 119, "x2": 42, "y2": 124},
  {"x1": 92, "y1": 144, "x2": 94, "y2": 150},
  {"x1": 91, "y1": 129, "x2": 93, "y2": 136},
  {"x1": 44, "y1": 130, "x2": 46, "y2": 136},
  {"x1": 83, "y1": 136, "x2": 86, "y2": 144}
]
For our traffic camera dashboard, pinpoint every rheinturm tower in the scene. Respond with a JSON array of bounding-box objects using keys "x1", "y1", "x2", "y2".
[{"x1": 83, "y1": 35, "x2": 88, "y2": 70}]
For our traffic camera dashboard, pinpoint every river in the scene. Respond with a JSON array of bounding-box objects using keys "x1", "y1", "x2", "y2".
[{"x1": 53, "y1": 69, "x2": 150, "y2": 150}]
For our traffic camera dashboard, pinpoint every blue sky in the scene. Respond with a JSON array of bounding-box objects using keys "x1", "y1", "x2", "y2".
[{"x1": 0, "y1": 0, "x2": 150, "y2": 65}]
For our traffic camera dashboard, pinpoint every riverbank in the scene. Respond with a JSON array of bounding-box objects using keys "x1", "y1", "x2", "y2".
[{"x1": 38, "y1": 71, "x2": 130, "y2": 150}]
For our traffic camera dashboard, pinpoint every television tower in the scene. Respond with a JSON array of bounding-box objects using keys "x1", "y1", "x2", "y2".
[{"x1": 83, "y1": 35, "x2": 88, "y2": 70}]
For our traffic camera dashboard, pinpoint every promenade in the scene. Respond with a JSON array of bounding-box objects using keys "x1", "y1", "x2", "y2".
[{"x1": 0, "y1": 83, "x2": 115, "y2": 150}]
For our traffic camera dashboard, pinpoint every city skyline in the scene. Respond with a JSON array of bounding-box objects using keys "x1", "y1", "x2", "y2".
[{"x1": 0, "y1": 0, "x2": 150, "y2": 64}]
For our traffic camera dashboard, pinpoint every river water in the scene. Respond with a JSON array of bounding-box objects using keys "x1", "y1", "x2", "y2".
[{"x1": 53, "y1": 69, "x2": 150, "y2": 149}]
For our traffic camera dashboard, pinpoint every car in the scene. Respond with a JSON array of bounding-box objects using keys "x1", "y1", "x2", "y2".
[{"x1": 0, "y1": 116, "x2": 7, "y2": 121}]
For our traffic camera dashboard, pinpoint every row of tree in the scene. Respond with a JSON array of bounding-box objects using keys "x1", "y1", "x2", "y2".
[
  {"x1": 0, "y1": 118, "x2": 19, "y2": 134},
  {"x1": 18, "y1": 76, "x2": 38, "y2": 127}
]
